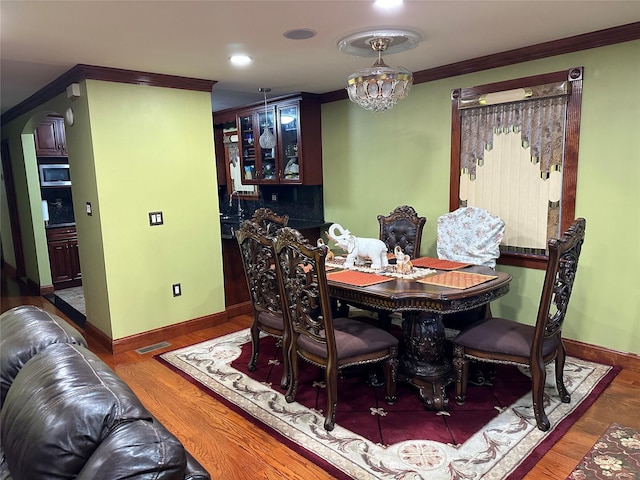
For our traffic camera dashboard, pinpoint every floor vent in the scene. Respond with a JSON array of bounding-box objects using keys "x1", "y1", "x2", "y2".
[{"x1": 135, "y1": 341, "x2": 171, "y2": 354}]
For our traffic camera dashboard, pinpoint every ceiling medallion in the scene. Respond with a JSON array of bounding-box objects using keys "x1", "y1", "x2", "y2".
[{"x1": 338, "y1": 28, "x2": 423, "y2": 112}]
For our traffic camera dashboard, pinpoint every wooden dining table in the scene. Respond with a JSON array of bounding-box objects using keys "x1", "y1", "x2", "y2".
[{"x1": 325, "y1": 258, "x2": 512, "y2": 411}]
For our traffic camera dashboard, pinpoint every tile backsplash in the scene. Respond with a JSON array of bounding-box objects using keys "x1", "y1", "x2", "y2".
[{"x1": 220, "y1": 185, "x2": 323, "y2": 221}]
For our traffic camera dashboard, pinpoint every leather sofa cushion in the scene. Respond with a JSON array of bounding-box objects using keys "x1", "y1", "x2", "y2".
[
  {"x1": 0, "y1": 305, "x2": 87, "y2": 406},
  {"x1": 0, "y1": 343, "x2": 187, "y2": 480}
]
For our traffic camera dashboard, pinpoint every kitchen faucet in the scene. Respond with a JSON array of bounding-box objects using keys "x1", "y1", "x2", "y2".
[{"x1": 229, "y1": 191, "x2": 243, "y2": 218}]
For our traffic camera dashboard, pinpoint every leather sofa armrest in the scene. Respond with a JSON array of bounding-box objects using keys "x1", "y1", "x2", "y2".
[{"x1": 184, "y1": 450, "x2": 211, "y2": 480}]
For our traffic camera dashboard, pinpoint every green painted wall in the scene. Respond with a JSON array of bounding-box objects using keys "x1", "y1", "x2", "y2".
[
  {"x1": 2, "y1": 40, "x2": 637, "y2": 352},
  {"x1": 321, "y1": 40, "x2": 640, "y2": 356},
  {"x1": 82, "y1": 80, "x2": 225, "y2": 339},
  {"x1": 1, "y1": 112, "x2": 58, "y2": 286},
  {"x1": 1, "y1": 81, "x2": 225, "y2": 340}
]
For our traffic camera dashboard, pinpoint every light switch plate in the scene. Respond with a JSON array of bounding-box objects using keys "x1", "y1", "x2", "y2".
[{"x1": 149, "y1": 211, "x2": 163, "y2": 226}]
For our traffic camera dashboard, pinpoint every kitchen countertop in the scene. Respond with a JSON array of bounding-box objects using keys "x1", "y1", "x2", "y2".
[{"x1": 46, "y1": 222, "x2": 76, "y2": 229}]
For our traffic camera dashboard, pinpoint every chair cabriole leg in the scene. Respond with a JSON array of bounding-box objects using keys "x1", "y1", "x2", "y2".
[
  {"x1": 453, "y1": 346, "x2": 469, "y2": 405},
  {"x1": 279, "y1": 329, "x2": 290, "y2": 390},
  {"x1": 555, "y1": 343, "x2": 571, "y2": 403},
  {"x1": 285, "y1": 345, "x2": 299, "y2": 403},
  {"x1": 248, "y1": 319, "x2": 260, "y2": 371},
  {"x1": 324, "y1": 363, "x2": 338, "y2": 431},
  {"x1": 384, "y1": 356, "x2": 399, "y2": 405},
  {"x1": 531, "y1": 356, "x2": 550, "y2": 431}
]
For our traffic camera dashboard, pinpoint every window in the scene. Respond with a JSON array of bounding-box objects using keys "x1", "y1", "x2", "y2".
[{"x1": 450, "y1": 68, "x2": 583, "y2": 269}]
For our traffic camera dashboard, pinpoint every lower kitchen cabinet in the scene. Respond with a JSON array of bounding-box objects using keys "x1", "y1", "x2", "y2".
[
  {"x1": 47, "y1": 226, "x2": 82, "y2": 289},
  {"x1": 222, "y1": 238, "x2": 251, "y2": 314}
]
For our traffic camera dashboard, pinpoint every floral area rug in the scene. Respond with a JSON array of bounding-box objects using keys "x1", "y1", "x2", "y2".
[
  {"x1": 566, "y1": 423, "x2": 640, "y2": 480},
  {"x1": 157, "y1": 329, "x2": 618, "y2": 480}
]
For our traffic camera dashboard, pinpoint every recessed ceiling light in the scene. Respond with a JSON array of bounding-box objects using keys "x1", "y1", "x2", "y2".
[
  {"x1": 229, "y1": 55, "x2": 252, "y2": 66},
  {"x1": 283, "y1": 28, "x2": 317, "y2": 40},
  {"x1": 374, "y1": 0, "x2": 403, "y2": 8}
]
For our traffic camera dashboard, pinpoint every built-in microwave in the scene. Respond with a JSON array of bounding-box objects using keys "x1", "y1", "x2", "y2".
[{"x1": 39, "y1": 164, "x2": 71, "y2": 187}]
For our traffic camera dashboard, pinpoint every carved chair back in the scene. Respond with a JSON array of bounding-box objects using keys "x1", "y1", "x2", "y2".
[
  {"x1": 250, "y1": 208, "x2": 289, "y2": 236},
  {"x1": 236, "y1": 220, "x2": 282, "y2": 317},
  {"x1": 272, "y1": 226, "x2": 399, "y2": 431},
  {"x1": 272, "y1": 227, "x2": 336, "y2": 354},
  {"x1": 532, "y1": 217, "x2": 586, "y2": 360},
  {"x1": 236, "y1": 220, "x2": 289, "y2": 387},
  {"x1": 377, "y1": 205, "x2": 427, "y2": 258}
]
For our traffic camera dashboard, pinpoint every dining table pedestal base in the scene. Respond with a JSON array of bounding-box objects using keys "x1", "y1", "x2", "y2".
[{"x1": 400, "y1": 312, "x2": 455, "y2": 411}]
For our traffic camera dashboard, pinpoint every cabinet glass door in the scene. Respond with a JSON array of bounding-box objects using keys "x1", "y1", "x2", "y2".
[
  {"x1": 257, "y1": 108, "x2": 276, "y2": 181},
  {"x1": 279, "y1": 104, "x2": 300, "y2": 182},
  {"x1": 238, "y1": 113, "x2": 256, "y2": 182}
]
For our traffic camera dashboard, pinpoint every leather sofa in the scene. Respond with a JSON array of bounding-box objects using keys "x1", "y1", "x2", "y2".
[{"x1": 0, "y1": 305, "x2": 210, "y2": 480}]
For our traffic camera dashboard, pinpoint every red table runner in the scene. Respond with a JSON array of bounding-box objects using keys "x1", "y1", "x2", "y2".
[
  {"x1": 417, "y1": 271, "x2": 497, "y2": 290},
  {"x1": 326, "y1": 270, "x2": 394, "y2": 287},
  {"x1": 411, "y1": 256, "x2": 471, "y2": 270}
]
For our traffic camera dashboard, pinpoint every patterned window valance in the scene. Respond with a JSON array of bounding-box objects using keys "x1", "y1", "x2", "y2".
[
  {"x1": 460, "y1": 90, "x2": 569, "y2": 181},
  {"x1": 449, "y1": 68, "x2": 583, "y2": 270}
]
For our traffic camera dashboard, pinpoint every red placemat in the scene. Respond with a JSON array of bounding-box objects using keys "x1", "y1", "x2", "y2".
[
  {"x1": 411, "y1": 257, "x2": 471, "y2": 270},
  {"x1": 326, "y1": 270, "x2": 394, "y2": 287},
  {"x1": 417, "y1": 271, "x2": 497, "y2": 289}
]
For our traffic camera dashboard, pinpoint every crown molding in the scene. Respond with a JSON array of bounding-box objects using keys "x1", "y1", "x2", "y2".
[
  {"x1": 1, "y1": 64, "x2": 216, "y2": 125},
  {"x1": 320, "y1": 21, "x2": 640, "y2": 105}
]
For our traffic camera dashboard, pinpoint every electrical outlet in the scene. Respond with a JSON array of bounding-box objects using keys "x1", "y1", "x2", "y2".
[
  {"x1": 172, "y1": 283, "x2": 181, "y2": 297},
  {"x1": 271, "y1": 193, "x2": 278, "y2": 202},
  {"x1": 86, "y1": 202, "x2": 92, "y2": 216}
]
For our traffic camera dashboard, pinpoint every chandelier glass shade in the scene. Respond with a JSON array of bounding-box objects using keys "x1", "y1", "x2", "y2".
[
  {"x1": 339, "y1": 30, "x2": 421, "y2": 112},
  {"x1": 346, "y1": 57, "x2": 413, "y2": 112}
]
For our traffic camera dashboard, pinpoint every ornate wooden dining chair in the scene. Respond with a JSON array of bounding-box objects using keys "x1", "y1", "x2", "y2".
[
  {"x1": 378, "y1": 205, "x2": 427, "y2": 259},
  {"x1": 437, "y1": 206, "x2": 505, "y2": 268},
  {"x1": 235, "y1": 219, "x2": 289, "y2": 389},
  {"x1": 452, "y1": 218, "x2": 586, "y2": 431},
  {"x1": 273, "y1": 227, "x2": 399, "y2": 431},
  {"x1": 250, "y1": 207, "x2": 289, "y2": 235}
]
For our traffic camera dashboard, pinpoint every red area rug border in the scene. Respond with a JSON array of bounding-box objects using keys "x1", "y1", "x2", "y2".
[
  {"x1": 154, "y1": 352, "x2": 352, "y2": 480},
  {"x1": 506, "y1": 365, "x2": 621, "y2": 480}
]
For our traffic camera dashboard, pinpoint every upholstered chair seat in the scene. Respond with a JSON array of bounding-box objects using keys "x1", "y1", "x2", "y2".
[{"x1": 454, "y1": 318, "x2": 560, "y2": 358}]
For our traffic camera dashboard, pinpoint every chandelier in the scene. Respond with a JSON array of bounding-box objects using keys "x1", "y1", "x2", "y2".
[{"x1": 338, "y1": 29, "x2": 422, "y2": 112}]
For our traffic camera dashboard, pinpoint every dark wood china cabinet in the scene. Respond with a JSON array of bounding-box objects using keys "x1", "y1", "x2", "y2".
[{"x1": 214, "y1": 93, "x2": 322, "y2": 187}]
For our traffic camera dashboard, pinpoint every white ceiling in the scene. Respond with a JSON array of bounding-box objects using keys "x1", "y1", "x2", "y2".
[{"x1": 1, "y1": 1, "x2": 639, "y2": 115}]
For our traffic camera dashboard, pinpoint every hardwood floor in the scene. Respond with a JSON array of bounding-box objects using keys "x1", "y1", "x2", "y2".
[{"x1": 2, "y1": 270, "x2": 639, "y2": 479}]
